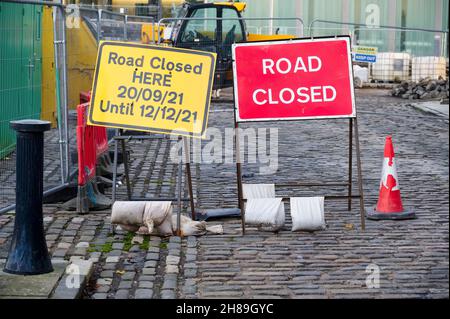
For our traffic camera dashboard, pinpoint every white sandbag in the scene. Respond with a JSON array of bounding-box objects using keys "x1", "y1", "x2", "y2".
[
  {"x1": 136, "y1": 225, "x2": 151, "y2": 235},
  {"x1": 245, "y1": 198, "x2": 285, "y2": 230},
  {"x1": 171, "y1": 215, "x2": 224, "y2": 236},
  {"x1": 243, "y1": 184, "x2": 275, "y2": 199},
  {"x1": 157, "y1": 216, "x2": 174, "y2": 236},
  {"x1": 143, "y1": 201, "x2": 173, "y2": 236},
  {"x1": 111, "y1": 201, "x2": 146, "y2": 226},
  {"x1": 172, "y1": 214, "x2": 204, "y2": 236},
  {"x1": 135, "y1": 224, "x2": 164, "y2": 236},
  {"x1": 135, "y1": 223, "x2": 173, "y2": 237},
  {"x1": 290, "y1": 197, "x2": 326, "y2": 231},
  {"x1": 116, "y1": 224, "x2": 140, "y2": 233},
  {"x1": 205, "y1": 224, "x2": 224, "y2": 234},
  {"x1": 111, "y1": 201, "x2": 223, "y2": 237}
]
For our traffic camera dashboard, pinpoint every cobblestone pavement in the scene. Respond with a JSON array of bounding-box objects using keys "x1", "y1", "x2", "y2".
[{"x1": 0, "y1": 90, "x2": 448, "y2": 299}]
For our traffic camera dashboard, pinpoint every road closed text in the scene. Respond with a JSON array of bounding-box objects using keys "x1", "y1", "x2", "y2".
[
  {"x1": 233, "y1": 38, "x2": 355, "y2": 121},
  {"x1": 253, "y1": 86, "x2": 337, "y2": 105},
  {"x1": 253, "y1": 56, "x2": 337, "y2": 105}
]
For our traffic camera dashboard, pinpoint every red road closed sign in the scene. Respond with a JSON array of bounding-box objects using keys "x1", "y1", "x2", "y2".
[{"x1": 232, "y1": 37, "x2": 356, "y2": 122}]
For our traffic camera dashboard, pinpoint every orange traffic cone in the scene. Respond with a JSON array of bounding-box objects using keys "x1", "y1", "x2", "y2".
[{"x1": 367, "y1": 136, "x2": 416, "y2": 220}]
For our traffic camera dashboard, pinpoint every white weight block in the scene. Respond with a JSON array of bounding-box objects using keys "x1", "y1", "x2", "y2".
[
  {"x1": 290, "y1": 197, "x2": 326, "y2": 231},
  {"x1": 245, "y1": 198, "x2": 285, "y2": 230}
]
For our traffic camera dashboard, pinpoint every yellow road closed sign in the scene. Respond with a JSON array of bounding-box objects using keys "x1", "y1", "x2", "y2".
[{"x1": 88, "y1": 41, "x2": 216, "y2": 138}]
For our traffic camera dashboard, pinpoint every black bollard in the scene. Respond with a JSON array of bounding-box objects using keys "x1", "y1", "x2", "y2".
[{"x1": 4, "y1": 120, "x2": 53, "y2": 275}]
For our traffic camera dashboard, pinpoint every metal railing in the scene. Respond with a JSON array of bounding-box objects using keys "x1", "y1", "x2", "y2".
[
  {"x1": 79, "y1": 7, "x2": 155, "y2": 43},
  {"x1": 309, "y1": 19, "x2": 449, "y2": 58},
  {"x1": 125, "y1": 14, "x2": 155, "y2": 42}
]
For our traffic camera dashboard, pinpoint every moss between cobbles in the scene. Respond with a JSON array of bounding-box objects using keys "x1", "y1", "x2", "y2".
[
  {"x1": 139, "y1": 236, "x2": 150, "y2": 250},
  {"x1": 122, "y1": 232, "x2": 151, "y2": 251},
  {"x1": 87, "y1": 232, "x2": 152, "y2": 253},
  {"x1": 87, "y1": 242, "x2": 113, "y2": 253},
  {"x1": 101, "y1": 242, "x2": 113, "y2": 253},
  {"x1": 87, "y1": 245, "x2": 97, "y2": 253},
  {"x1": 123, "y1": 232, "x2": 134, "y2": 251}
]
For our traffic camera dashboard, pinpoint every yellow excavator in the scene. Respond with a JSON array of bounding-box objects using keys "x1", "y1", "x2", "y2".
[{"x1": 141, "y1": 2, "x2": 295, "y2": 89}]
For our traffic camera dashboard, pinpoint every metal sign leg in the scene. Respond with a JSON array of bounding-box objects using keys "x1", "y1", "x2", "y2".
[
  {"x1": 177, "y1": 137, "x2": 183, "y2": 236},
  {"x1": 183, "y1": 137, "x2": 196, "y2": 220},
  {"x1": 235, "y1": 123, "x2": 245, "y2": 235},
  {"x1": 119, "y1": 130, "x2": 132, "y2": 200},
  {"x1": 354, "y1": 117, "x2": 366, "y2": 231},
  {"x1": 112, "y1": 130, "x2": 119, "y2": 203},
  {"x1": 348, "y1": 118, "x2": 353, "y2": 211}
]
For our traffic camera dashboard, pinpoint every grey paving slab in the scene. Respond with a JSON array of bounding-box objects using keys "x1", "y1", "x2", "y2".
[{"x1": 0, "y1": 262, "x2": 67, "y2": 298}]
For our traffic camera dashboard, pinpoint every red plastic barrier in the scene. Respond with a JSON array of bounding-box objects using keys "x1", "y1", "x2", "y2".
[
  {"x1": 94, "y1": 126, "x2": 108, "y2": 156},
  {"x1": 80, "y1": 91, "x2": 108, "y2": 157},
  {"x1": 77, "y1": 103, "x2": 96, "y2": 186}
]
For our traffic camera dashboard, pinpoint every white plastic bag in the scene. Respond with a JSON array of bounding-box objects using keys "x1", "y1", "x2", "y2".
[
  {"x1": 245, "y1": 198, "x2": 285, "y2": 230},
  {"x1": 143, "y1": 201, "x2": 173, "y2": 236},
  {"x1": 171, "y1": 215, "x2": 224, "y2": 236},
  {"x1": 111, "y1": 201, "x2": 173, "y2": 236},
  {"x1": 290, "y1": 197, "x2": 326, "y2": 231},
  {"x1": 111, "y1": 201, "x2": 145, "y2": 227},
  {"x1": 111, "y1": 201, "x2": 223, "y2": 237}
]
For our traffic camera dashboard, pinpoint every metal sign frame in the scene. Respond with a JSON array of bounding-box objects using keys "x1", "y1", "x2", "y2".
[{"x1": 232, "y1": 36, "x2": 366, "y2": 234}]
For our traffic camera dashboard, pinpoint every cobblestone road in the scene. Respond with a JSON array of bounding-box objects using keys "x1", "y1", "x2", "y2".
[{"x1": 0, "y1": 90, "x2": 448, "y2": 299}]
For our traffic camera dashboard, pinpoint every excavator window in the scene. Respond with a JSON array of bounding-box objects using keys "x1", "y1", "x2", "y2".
[
  {"x1": 221, "y1": 7, "x2": 244, "y2": 57},
  {"x1": 221, "y1": 8, "x2": 243, "y2": 43},
  {"x1": 180, "y1": 7, "x2": 217, "y2": 44}
]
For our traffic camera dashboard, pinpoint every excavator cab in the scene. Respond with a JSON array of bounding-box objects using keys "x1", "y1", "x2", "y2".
[{"x1": 173, "y1": 3, "x2": 247, "y2": 90}]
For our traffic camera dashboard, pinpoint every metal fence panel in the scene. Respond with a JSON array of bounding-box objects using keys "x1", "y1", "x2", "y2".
[
  {"x1": 0, "y1": 2, "x2": 51, "y2": 210},
  {"x1": 0, "y1": 2, "x2": 43, "y2": 158},
  {"x1": 1, "y1": 1, "x2": 68, "y2": 212}
]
